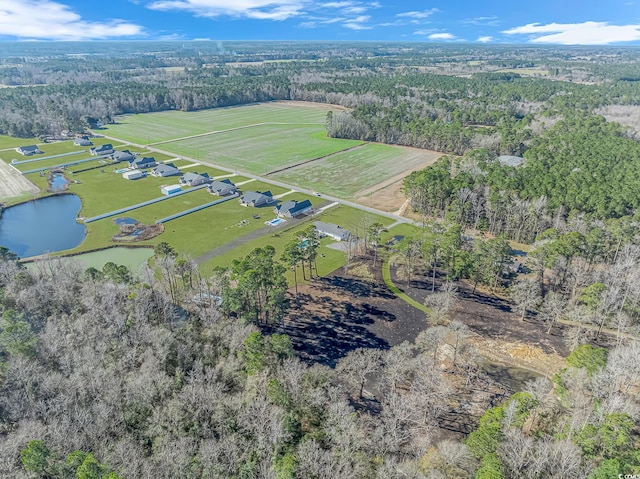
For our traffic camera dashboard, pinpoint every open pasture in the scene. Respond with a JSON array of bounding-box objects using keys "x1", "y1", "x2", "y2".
[
  {"x1": 273, "y1": 143, "x2": 443, "y2": 199},
  {"x1": 104, "y1": 102, "x2": 332, "y2": 144},
  {"x1": 158, "y1": 124, "x2": 363, "y2": 175},
  {"x1": 200, "y1": 204, "x2": 395, "y2": 278}
]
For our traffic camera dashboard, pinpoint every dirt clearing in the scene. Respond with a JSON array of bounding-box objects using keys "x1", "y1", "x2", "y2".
[{"x1": 0, "y1": 160, "x2": 39, "y2": 199}]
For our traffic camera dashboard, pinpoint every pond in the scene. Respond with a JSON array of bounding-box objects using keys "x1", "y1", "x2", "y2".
[
  {"x1": 0, "y1": 195, "x2": 86, "y2": 258},
  {"x1": 50, "y1": 173, "x2": 68, "y2": 192},
  {"x1": 70, "y1": 247, "x2": 154, "y2": 272}
]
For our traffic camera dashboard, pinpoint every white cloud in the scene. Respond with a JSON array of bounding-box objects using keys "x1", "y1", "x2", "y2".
[
  {"x1": 0, "y1": 0, "x2": 143, "y2": 40},
  {"x1": 322, "y1": 1, "x2": 352, "y2": 7},
  {"x1": 464, "y1": 15, "x2": 499, "y2": 26},
  {"x1": 427, "y1": 32, "x2": 455, "y2": 40},
  {"x1": 502, "y1": 21, "x2": 640, "y2": 45},
  {"x1": 397, "y1": 8, "x2": 438, "y2": 19},
  {"x1": 343, "y1": 14, "x2": 371, "y2": 30},
  {"x1": 148, "y1": 0, "x2": 307, "y2": 20},
  {"x1": 477, "y1": 35, "x2": 493, "y2": 42}
]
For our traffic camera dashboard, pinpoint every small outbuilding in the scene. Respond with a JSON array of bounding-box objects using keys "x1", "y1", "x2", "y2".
[
  {"x1": 123, "y1": 170, "x2": 144, "y2": 180},
  {"x1": 314, "y1": 221, "x2": 350, "y2": 241},
  {"x1": 180, "y1": 172, "x2": 212, "y2": 186},
  {"x1": 90, "y1": 144, "x2": 114, "y2": 156},
  {"x1": 240, "y1": 190, "x2": 274, "y2": 207},
  {"x1": 130, "y1": 157, "x2": 157, "y2": 169},
  {"x1": 275, "y1": 199, "x2": 313, "y2": 218},
  {"x1": 16, "y1": 145, "x2": 42, "y2": 156},
  {"x1": 208, "y1": 179, "x2": 238, "y2": 196},
  {"x1": 161, "y1": 184, "x2": 182, "y2": 195},
  {"x1": 151, "y1": 163, "x2": 181, "y2": 177}
]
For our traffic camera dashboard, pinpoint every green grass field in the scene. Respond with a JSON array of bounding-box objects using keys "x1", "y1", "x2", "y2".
[
  {"x1": 200, "y1": 204, "x2": 396, "y2": 278},
  {"x1": 156, "y1": 125, "x2": 363, "y2": 175},
  {"x1": 274, "y1": 143, "x2": 442, "y2": 198},
  {"x1": 104, "y1": 103, "x2": 331, "y2": 144}
]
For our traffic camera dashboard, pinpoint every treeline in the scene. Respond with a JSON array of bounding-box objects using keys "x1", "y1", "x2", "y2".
[
  {"x1": 404, "y1": 115, "x2": 640, "y2": 243},
  {"x1": 2, "y1": 43, "x2": 640, "y2": 140}
]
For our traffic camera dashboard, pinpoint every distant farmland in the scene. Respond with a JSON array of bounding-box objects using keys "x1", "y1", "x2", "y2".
[
  {"x1": 273, "y1": 143, "x2": 443, "y2": 199},
  {"x1": 104, "y1": 102, "x2": 333, "y2": 144},
  {"x1": 158, "y1": 125, "x2": 362, "y2": 175},
  {"x1": 104, "y1": 102, "x2": 443, "y2": 199}
]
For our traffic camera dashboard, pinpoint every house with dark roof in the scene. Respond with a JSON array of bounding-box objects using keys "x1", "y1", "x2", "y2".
[
  {"x1": 16, "y1": 145, "x2": 42, "y2": 156},
  {"x1": 275, "y1": 199, "x2": 313, "y2": 218},
  {"x1": 240, "y1": 191, "x2": 274, "y2": 207},
  {"x1": 73, "y1": 137, "x2": 92, "y2": 146},
  {"x1": 314, "y1": 221, "x2": 350, "y2": 241},
  {"x1": 90, "y1": 144, "x2": 114, "y2": 156},
  {"x1": 180, "y1": 172, "x2": 211, "y2": 186},
  {"x1": 208, "y1": 179, "x2": 238, "y2": 196},
  {"x1": 129, "y1": 157, "x2": 157, "y2": 169},
  {"x1": 111, "y1": 150, "x2": 135, "y2": 163},
  {"x1": 151, "y1": 163, "x2": 181, "y2": 177}
]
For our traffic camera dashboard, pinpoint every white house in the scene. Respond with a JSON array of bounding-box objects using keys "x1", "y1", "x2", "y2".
[
  {"x1": 314, "y1": 221, "x2": 351, "y2": 241},
  {"x1": 123, "y1": 170, "x2": 144, "y2": 180}
]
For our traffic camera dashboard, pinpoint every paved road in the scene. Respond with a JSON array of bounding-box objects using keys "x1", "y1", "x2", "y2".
[{"x1": 99, "y1": 133, "x2": 420, "y2": 227}]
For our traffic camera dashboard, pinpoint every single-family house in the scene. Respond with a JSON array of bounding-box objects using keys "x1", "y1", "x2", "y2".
[
  {"x1": 497, "y1": 155, "x2": 524, "y2": 167},
  {"x1": 314, "y1": 221, "x2": 350, "y2": 241},
  {"x1": 16, "y1": 145, "x2": 42, "y2": 156},
  {"x1": 73, "y1": 137, "x2": 92, "y2": 146},
  {"x1": 90, "y1": 144, "x2": 114, "y2": 156},
  {"x1": 161, "y1": 184, "x2": 182, "y2": 195},
  {"x1": 180, "y1": 172, "x2": 211, "y2": 186},
  {"x1": 151, "y1": 163, "x2": 181, "y2": 177},
  {"x1": 129, "y1": 157, "x2": 157, "y2": 169},
  {"x1": 112, "y1": 150, "x2": 135, "y2": 163},
  {"x1": 123, "y1": 170, "x2": 144, "y2": 180},
  {"x1": 275, "y1": 199, "x2": 313, "y2": 218},
  {"x1": 240, "y1": 191, "x2": 274, "y2": 207},
  {"x1": 208, "y1": 179, "x2": 238, "y2": 196}
]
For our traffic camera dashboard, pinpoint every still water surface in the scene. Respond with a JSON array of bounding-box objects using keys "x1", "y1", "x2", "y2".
[{"x1": 0, "y1": 195, "x2": 85, "y2": 257}]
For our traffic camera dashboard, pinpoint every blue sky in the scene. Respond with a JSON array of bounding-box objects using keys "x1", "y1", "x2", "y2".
[{"x1": 0, "y1": 0, "x2": 639, "y2": 44}]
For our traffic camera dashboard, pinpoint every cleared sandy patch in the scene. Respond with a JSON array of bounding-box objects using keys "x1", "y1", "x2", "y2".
[{"x1": 0, "y1": 160, "x2": 39, "y2": 199}]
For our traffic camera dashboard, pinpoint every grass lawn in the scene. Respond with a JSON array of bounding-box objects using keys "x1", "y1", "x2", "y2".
[
  {"x1": 0, "y1": 135, "x2": 39, "y2": 150},
  {"x1": 103, "y1": 103, "x2": 330, "y2": 144},
  {"x1": 157, "y1": 125, "x2": 362, "y2": 175},
  {"x1": 199, "y1": 205, "x2": 396, "y2": 281},
  {"x1": 274, "y1": 143, "x2": 442, "y2": 199}
]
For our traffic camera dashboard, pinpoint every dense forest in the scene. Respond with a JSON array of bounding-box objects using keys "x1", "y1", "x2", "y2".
[
  {"x1": 1, "y1": 42, "x2": 640, "y2": 478},
  {"x1": 0, "y1": 245, "x2": 638, "y2": 478}
]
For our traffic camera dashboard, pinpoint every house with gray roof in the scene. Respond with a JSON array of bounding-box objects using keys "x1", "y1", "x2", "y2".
[
  {"x1": 112, "y1": 150, "x2": 134, "y2": 163},
  {"x1": 180, "y1": 172, "x2": 211, "y2": 186},
  {"x1": 275, "y1": 199, "x2": 313, "y2": 218},
  {"x1": 208, "y1": 179, "x2": 238, "y2": 196},
  {"x1": 151, "y1": 163, "x2": 181, "y2": 177},
  {"x1": 90, "y1": 144, "x2": 114, "y2": 156},
  {"x1": 240, "y1": 191, "x2": 274, "y2": 207},
  {"x1": 497, "y1": 155, "x2": 524, "y2": 167},
  {"x1": 16, "y1": 145, "x2": 42, "y2": 156},
  {"x1": 314, "y1": 221, "x2": 350, "y2": 241},
  {"x1": 129, "y1": 156, "x2": 157, "y2": 169},
  {"x1": 73, "y1": 137, "x2": 92, "y2": 146}
]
